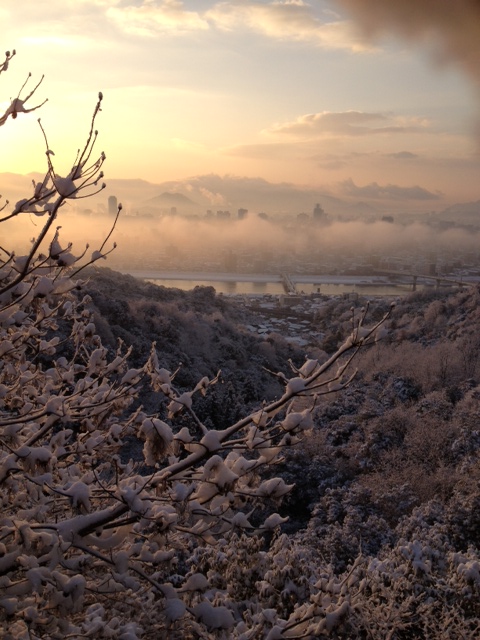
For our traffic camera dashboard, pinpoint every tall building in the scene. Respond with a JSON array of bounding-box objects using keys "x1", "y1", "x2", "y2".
[
  {"x1": 108, "y1": 195, "x2": 118, "y2": 215},
  {"x1": 238, "y1": 208, "x2": 248, "y2": 220},
  {"x1": 313, "y1": 203, "x2": 325, "y2": 220}
]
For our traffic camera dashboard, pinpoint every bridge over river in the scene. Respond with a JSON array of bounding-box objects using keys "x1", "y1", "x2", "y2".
[
  {"x1": 124, "y1": 269, "x2": 479, "y2": 296},
  {"x1": 370, "y1": 269, "x2": 477, "y2": 291}
]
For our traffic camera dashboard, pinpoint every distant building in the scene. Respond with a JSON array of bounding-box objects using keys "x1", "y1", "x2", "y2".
[
  {"x1": 279, "y1": 294, "x2": 303, "y2": 307},
  {"x1": 217, "y1": 210, "x2": 231, "y2": 220},
  {"x1": 313, "y1": 203, "x2": 325, "y2": 221},
  {"x1": 238, "y1": 208, "x2": 248, "y2": 220},
  {"x1": 108, "y1": 195, "x2": 118, "y2": 215}
]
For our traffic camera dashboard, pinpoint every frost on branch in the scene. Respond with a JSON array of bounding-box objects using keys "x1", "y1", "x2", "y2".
[
  {"x1": 0, "y1": 253, "x2": 389, "y2": 636},
  {"x1": 0, "y1": 61, "x2": 47, "y2": 127},
  {"x1": 0, "y1": 47, "x2": 401, "y2": 638}
]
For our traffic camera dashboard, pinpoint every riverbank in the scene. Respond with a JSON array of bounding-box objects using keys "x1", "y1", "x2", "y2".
[
  {"x1": 121, "y1": 269, "x2": 435, "y2": 297},
  {"x1": 123, "y1": 270, "x2": 394, "y2": 285}
]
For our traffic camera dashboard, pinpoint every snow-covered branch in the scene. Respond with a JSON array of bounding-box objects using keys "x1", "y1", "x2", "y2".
[{"x1": 0, "y1": 45, "x2": 406, "y2": 639}]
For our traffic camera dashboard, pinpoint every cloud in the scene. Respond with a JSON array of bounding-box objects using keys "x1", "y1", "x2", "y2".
[
  {"x1": 309, "y1": 151, "x2": 372, "y2": 171},
  {"x1": 88, "y1": 0, "x2": 371, "y2": 51},
  {"x1": 221, "y1": 139, "x2": 375, "y2": 169},
  {"x1": 1, "y1": 0, "x2": 114, "y2": 41},
  {"x1": 386, "y1": 151, "x2": 419, "y2": 160},
  {"x1": 2, "y1": 0, "x2": 367, "y2": 50},
  {"x1": 106, "y1": 0, "x2": 209, "y2": 37},
  {"x1": 205, "y1": 1, "x2": 371, "y2": 51},
  {"x1": 198, "y1": 187, "x2": 228, "y2": 206},
  {"x1": 265, "y1": 111, "x2": 430, "y2": 138},
  {"x1": 336, "y1": 0, "x2": 480, "y2": 86},
  {"x1": 340, "y1": 178, "x2": 441, "y2": 201}
]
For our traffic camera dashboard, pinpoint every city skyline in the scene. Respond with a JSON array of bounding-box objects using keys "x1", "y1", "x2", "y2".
[{"x1": 1, "y1": 0, "x2": 480, "y2": 214}]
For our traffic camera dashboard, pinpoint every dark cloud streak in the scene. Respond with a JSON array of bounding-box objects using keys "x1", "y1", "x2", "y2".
[
  {"x1": 386, "y1": 151, "x2": 419, "y2": 160},
  {"x1": 336, "y1": 0, "x2": 480, "y2": 87}
]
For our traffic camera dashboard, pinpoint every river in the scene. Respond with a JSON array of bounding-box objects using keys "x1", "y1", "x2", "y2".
[{"x1": 122, "y1": 270, "x2": 437, "y2": 297}]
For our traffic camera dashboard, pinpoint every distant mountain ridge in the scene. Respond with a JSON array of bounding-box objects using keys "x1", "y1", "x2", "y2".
[
  {"x1": 1, "y1": 171, "x2": 478, "y2": 224},
  {"x1": 437, "y1": 200, "x2": 480, "y2": 224},
  {"x1": 147, "y1": 192, "x2": 198, "y2": 207},
  {"x1": 0, "y1": 171, "x2": 375, "y2": 217}
]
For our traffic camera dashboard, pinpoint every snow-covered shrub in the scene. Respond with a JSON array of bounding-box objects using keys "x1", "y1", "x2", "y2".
[{"x1": 0, "y1": 51, "x2": 392, "y2": 638}]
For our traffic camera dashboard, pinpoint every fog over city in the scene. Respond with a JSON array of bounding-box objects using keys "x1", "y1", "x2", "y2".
[
  {"x1": 4, "y1": 184, "x2": 480, "y2": 276},
  {"x1": 2, "y1": 0, "x2": 480, "y2": 280}
]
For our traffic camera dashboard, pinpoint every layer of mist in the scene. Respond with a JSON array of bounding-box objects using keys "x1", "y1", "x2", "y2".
[{"x1": 4, "y1": 206, "x2": 480, "y2": 276}]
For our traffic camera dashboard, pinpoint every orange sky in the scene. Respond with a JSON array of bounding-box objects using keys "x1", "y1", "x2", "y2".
[{"x1": 1, "y1": 0, "x2": 480, "y2": 212}]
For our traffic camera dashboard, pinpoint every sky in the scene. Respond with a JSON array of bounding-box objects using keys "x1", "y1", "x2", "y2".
[{"x1": 1, "y1": 0, "x2": 480, "y2": 214}]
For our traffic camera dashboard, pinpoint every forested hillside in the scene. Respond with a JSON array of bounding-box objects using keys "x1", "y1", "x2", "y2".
[
  {"x1": 81, "y1": 267, "x2": 303, "y2": 424},
  {"x1": 82, "y1": 268, "x2": 480, "y2": 637}
]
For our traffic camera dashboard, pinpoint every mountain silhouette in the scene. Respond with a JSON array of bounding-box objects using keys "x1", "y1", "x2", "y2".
[{"x1": 147, "y1": 192, "x2": 198, "y2": 207}]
